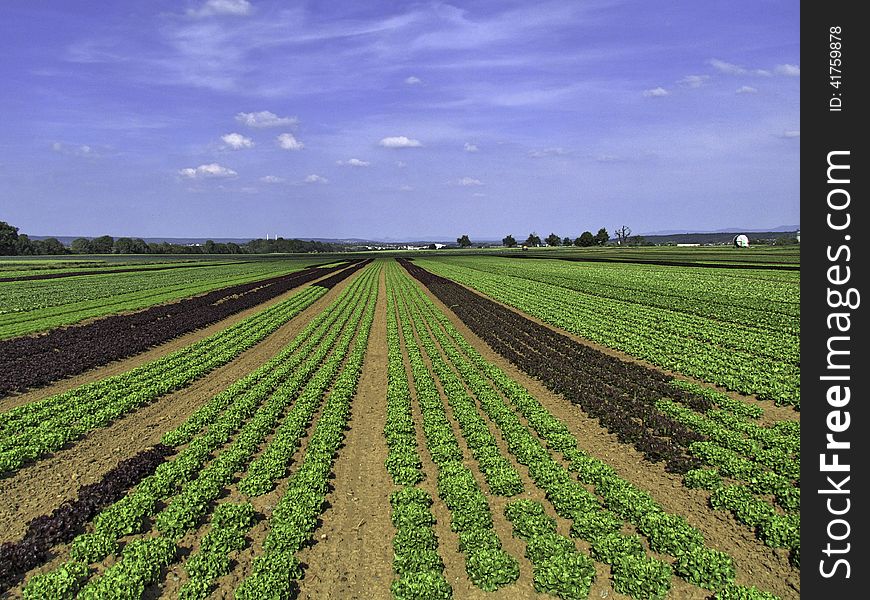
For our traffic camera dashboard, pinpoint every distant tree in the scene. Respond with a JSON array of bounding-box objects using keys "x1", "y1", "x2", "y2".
[
  {"x1": 614, "y1": 225, "x2": 632, "y2": 245},
  {"x1": 595, "y1": 228, "x2": 610, "y2": 245},
  {"x1": 545, "y1": 233, "x2": 561, "y2": 247},
  {"x1": 90, "y1": 235, "x2": 114, "y2": 253},
  {"x1": 226, "y1": 242, "x2": 242, "y2": 254},
  {"x1": 203, "y1": 240, "x2": 216, "y2": 254},
  {"x1": 457, "y1": 234, "x2": 472, "y2": 248},
  {"x1": 15, "y1": 234, "x2": 35, "y2": 255},
  {"x1": 577, "y1": 231, "x2": 595, "y2": 247},
  {"x1": 113, "y1": 237, "x2": 135, "y2": 254},
  {"x1": 502, "y1": 234, "x2": 517, "y2": 248},
  {"x1": 40, "y1": 237, "x2": 69, "y2": 255},
  {"x1": 525, "y1": 233, "x2": 541, "y2": 247},
  {"x1": 629, "y1": 235, "x2": 647, "y2": 246},
  {"x1": 0, "y1": 221, "x2": 19, "y2": 255},
  {"x1": 562, "y1": 236, "x2": 572, "y2": 247},
  {"x1": 428, "y1": 243, "x2": 437, "y2": 250},
  {"x1": 70, "y1": 237, "x2": 92, "y2": 254},
  {"x1": 129, "y1": 238, "x2": 150, "y2": 253}
]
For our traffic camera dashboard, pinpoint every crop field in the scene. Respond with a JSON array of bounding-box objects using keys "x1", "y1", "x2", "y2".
[{"x1": 0, "y1": 252, "x2": 799, "y2": 599}]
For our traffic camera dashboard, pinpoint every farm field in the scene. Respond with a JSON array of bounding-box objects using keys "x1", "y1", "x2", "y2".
[
  {"x1": 0, "y1": 257, "x2": 331, "y2": 339},
  {"x1": 0, "y1": 252, "x2": 799, "y2": 600}
]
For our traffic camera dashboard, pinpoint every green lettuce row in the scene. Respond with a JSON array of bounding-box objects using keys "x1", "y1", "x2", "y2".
[
  {"x1": 235, "y1": 264, "x2": 378, "y2": 599},
  {"x1": 163, "y1": 276, "x2": 369, "y2": 447},
  {"x1": 384, "y1": 264, "x2": 452, "y2": 600},
  {"x1": 391, "y1": 273, "x2": 519, "y2": 593},
  {"x1": 416, "y1": 258, "x2": 798, "y2": 407},
  {"x1": 21, "y1": 267, "x2": 375, "y2": 598},
  {"x1": 0, "y1": 286, "x2": 327, "y2": 475},
  {"x1": 400, "y1": 272, "x2": 780, "y2": 598}
]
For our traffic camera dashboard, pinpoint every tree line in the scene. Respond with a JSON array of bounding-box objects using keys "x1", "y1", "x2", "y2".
[
  {"x1": 457, "y1": 228, "x2": 613, "y2": 248},
  {"x1": 0, "y1": 221, "x2": 344, "y2": 256}
]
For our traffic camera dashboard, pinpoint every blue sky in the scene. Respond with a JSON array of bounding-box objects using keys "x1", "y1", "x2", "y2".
[{"x1": 0, "y1": 0, "x2": 799, "y2": 240}]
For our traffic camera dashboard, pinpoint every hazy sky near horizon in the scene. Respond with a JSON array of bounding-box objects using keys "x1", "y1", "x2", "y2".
[{"x1": 0, "y1": 0, "x2": 799, "y2": 240}]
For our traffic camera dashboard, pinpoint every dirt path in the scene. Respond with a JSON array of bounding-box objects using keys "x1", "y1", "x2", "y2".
[
  {"x1": 0, "y1": 275, "x2": 358, "y2": 543},
  {"x1": 295, "y1": 265, "x2": 394, "y2": 600},
  {"x1": 408, "y1": 273, "x2": 800, "y2": 600}
]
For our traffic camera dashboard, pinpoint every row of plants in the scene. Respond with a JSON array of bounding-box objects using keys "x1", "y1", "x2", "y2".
[
  {"x1": 0, "y1": 257, "x2": 321, "y2": 340},
  {"x1": 399, "y1": 259, "x2": 706, "y2": 474},
  {"x1": 234, "y1": 265, "x2": 378, "y2": 599},
  {"x1": 161, "y1": 275, "x2": 368, "y2": 449},
  {"x1": 383, "y1": 266, "x2": 452, "y2": 599},
  {"x1": 504, "y1": 499, "x2": 596, "y2": 599},
  {"x1": 0, "y1": 260, "x2": 359, "y2": 394},
  {"x1": 0, "y1": 284, "x2": 331, "y2": 475},
  {"x1": 658, "y1": 400, "x2": 800, "y2": 487},
  {"x1": 415, "y1": 257, "x2": 799, "y2": 406},
  {"x1": 0, "y1": 444, "x2": 172, "y2": 593},
  {"x1": 390, "y1": 269, "x2": 520, "y2": 593},
  {"x1": 411, "y1": 307, "x2": 525, "y2": 497},
  {"x1": 0, "y1": 258, "x2": 245, "y2": 282},
  {"x1": 18, "y1": 265, "x2": 379, "y2": 598},
  {"x1": 396, "y1": 273, "x2": 680, "y2": 599},
  {"x1": 669, "y1": 381, "x2": 799, "y2": 452},
  {"x1": 397, "y1": 268, "x2": 784, "y2": 599},
  {"x1": 429, "y1": 256, "x2": 798, "y2": 333},
  {"x1": 179, "y1": 502, "x2": 256, "y2": 600}
]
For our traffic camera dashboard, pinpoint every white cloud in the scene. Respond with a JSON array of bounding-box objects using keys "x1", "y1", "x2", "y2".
[
  {"x1": 595, "y1": 154, "x2": 623, "y2": 163},
  {"x1": 736, "y1": 86, "x2": 758, "y2": 94},
  {"x1": 405, "y1": 76, "x2": 422, "y2": 85},
  {"x1": 379, "y1": 136, "x2": 422, "y2": 148},
  {"x1": 260, "y1": 175, "x2": 284, "y2": 183},
  {"x1": 781, "y1": 130, "x2": 800, "y2": 138},
  {"x1": 464, "y1": 142, "x2": 479, "y2": 153},
  {"x1": 189, "y1": 0, "x2": 252, "y2": 17},
  {"x1": 678, "y1": 75, "x2": 709, "y2": 88},
  {"x1": 179, "y1": 163, "x2": 238, "y2": 178},
  {"x1": 643, "y1": 87, "x2": 669, "y2": 97},
  {"x1": 221, "y1": 132, "x2": 254, "y2": 149},
  {"x1": 396, "y1": 161, "x2": 407, "y2": 168},
  {"x1": 775, "y1": 64, "x2": 800, "y2": 76},
  {"x1": 51, "y1": 142, "x2": 96, "y2": 157},
  {"x1": 304, "y1": 174, "x2": 328, "y2": 184},
  {"x1": 453, "y1": 177, "x2": 483, "y2": 186},
  {"x1": 709, "y1": 59, "x2": 746, "y2": 75},
  {"x1": 528, "y1": 147, "x2": 570, "y2": 158},
  {"x1": 472, "y1": 192, "x2": 486, "y2": 197},
  {"x1": 709, "y1": 59, "x2": 770, "y2": 76},
  {"x1": 276, "y1": 133, "x2": 304, "y2": 150},
  {"x1": 337, "y1": 158, "x2": 370, "y2": 167},
  {"x1": 236, "y1": 111, "x2": 298, "y2": 128}
]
